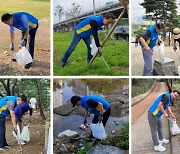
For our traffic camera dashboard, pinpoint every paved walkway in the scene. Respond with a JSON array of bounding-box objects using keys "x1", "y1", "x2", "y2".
[
  {"x1": 132, "y1": 82, "x2": 171, "y2": 154},
  {"x1": 131, "y1": 44, "x2": 180, "y2": 76}
]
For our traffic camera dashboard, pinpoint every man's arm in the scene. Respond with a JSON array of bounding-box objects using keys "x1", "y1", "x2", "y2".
[
  {"x1": 89, "y1": 20, "x2": 101, "y2": 47},
  {"x1": 21, "y1": 15, "x2": 29, "y2": 40},
  {"x1": 167, "y1": 106, "x2": 176, "y2": 120},
  {"x1": 10, "y1": 110, "x2": 17, "y2": 128},
  {"x1": 158, "y1": 102, "x2": 168, "y2": 118},
  {"x1": 10, "y1": 32, "x2": 14, "y2": 43},
  {"x1": 84, "y1": 109, "x2": 88, "y2": 124},
  {"x1": 97, "y1": 103, "x2": 103, "y2": 115},
  {"x1": 140, "y1": 30, "x2": 152, "y2": 52}
]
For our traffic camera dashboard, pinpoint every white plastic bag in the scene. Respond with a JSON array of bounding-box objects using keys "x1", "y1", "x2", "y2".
[
  {"x1": 15, "y1": 47, "x2": 33, "y2": 66},
  {"x1": 90, "y1": 122, "x2": 107, "y2": 140},
  {"x1": 12, "y1": 125, "x2": 30, "y2": 142},
  {"x1": 20, "y1": 125, "x2": 30, "y2": 142},
  {"x1": 171, "y1": 120, "x2": 180, "y2": 135},
  {"x1": 158, "y1": 42, "x2": 165, "y2": 62},
  {"x1": 90, "y1": 38, "x2": 98, "y2": 56}
]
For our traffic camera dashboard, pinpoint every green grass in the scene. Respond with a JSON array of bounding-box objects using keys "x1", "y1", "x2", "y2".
[
  {"x1": 132, "y1": 79, "x2": 155, "y2": 97},
  {"x1": 53, "y1": 32, "x2": 129, "y2": 76},
  {"x1": 102, "y1": 122, "x2": 129, "y2": 150},
  {"x1": 0, "y1": 0, "x2": 50, "y2": 19}
]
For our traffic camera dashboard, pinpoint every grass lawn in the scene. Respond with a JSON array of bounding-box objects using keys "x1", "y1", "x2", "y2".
[
  {"x1": 53, "y1": 32, "x2": 129, "y2": 76},
  {"x1": 0, "y1": 0, "x2": 50, "y2": 19},
  {"x1": 132, "y1": 79, "x2": 156, "y2": 97}
]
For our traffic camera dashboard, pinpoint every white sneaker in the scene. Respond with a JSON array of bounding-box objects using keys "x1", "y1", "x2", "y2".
[
  {"x1": 154, "y1": 144, "x2": 166, "y2": 152},
  {"x1": 159, "y1": 138, "x2": 169, "y2": 144},
  {"x1": 18, "y1": 140, "x2": 25, "y2": 145}
]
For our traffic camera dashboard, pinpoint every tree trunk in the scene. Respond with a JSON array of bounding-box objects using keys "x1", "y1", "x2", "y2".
[{"x1": 35, "y1": 79, "x2": 46, "y2": 120}]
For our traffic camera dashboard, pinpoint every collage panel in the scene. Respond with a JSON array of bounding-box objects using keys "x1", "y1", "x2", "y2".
[
  {"x1": 53, "y1": 0, "x2": 129, "y2": 76},
  {"x1": 131, "y1": 0, "x2": 180, "y2": 76},
  {"x1": 0, "y1": 78, "x2": 51, "y2": 153},
  {"x1": 0, "y1": 0, "x2": 50, "y2": 76},
  {"x1": 53, "y1": 78, "x2": 129, "y2": 153},
  {"x1": 131, "y1": 78, "x2": 180, "y2": 153}
]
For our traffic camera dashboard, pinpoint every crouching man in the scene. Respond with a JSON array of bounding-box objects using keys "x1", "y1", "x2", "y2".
[
  {"x1": 71, "y1": 94, "x2": 111, "y2": 139},
  {"x1": 14, "y1": 95, "x2": 35, "y2": 145}
]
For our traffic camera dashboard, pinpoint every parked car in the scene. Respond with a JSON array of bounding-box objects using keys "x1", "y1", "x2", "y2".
[{"x1": 114, "y1": 26, "x2": 129, "y2": 41}]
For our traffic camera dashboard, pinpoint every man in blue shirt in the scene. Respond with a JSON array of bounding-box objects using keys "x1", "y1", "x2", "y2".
[
  {"x1": 71, "y1": 95, "x2": 111, "y2": 138},
  {"x1": 1, "y1": 12, "x2": 39, "y2": 69},
  {"x1": 60, "y1": 13, "x2": 115, "y2": 67},
  {"x1": 0, "y1": 96, "x2": 18, "y2": 151},
  {"x1": 148, "y1": 90, "x2": 179, "y2": 152},
  {"x1": 14, "y1": 95, "x2": 34, "y2": 138},
  {"x1": 140, "y1": 23, "x2": 164, "y2": 76}
]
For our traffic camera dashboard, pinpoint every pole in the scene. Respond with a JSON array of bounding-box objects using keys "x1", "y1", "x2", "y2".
[
  {"x1": 93, "y1": 0, "x2": 96, "y2": 15},
  {"x1": 89, "y1": 8, "x2": 126, "y2": 64}
]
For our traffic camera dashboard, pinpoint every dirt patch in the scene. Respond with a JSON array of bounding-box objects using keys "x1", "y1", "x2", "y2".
[
  {"x1": 1, "y1": 111, "x2": 49, "y2": 154},
  {"x1": 0, "y1": 19, "x2": 50, "y2": 76}
]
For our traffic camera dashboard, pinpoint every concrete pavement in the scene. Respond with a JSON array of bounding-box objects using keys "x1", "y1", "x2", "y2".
[{"x1": 131, "y1": 44, "x2": 180, "y2": 76}]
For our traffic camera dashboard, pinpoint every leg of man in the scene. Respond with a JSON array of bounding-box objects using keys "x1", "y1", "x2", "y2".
[
  {"x1": 158, "y1": 117, "x2": 163, "y2": 141},
  {"x1": 142, "y1": 48, "x2": 153, "y2": 76},
  {"x1": 61, "y1": 32, "x2": 81, "y2": 66},
  {"x1": 102, "y1": 108, "x2": 111, "y2": 127},
  {"x1": 82, "y1": 37, "x2": 92, "y2": 62},
  {"x1": 28, "y1": 26, "x2": 38, "y2": 60},
  {"x1": 148, "y1": 112, "x2": 159, "y2": 146},
  {"x1": 0, "y1": 115, "x2": 7, "y2": 148}
]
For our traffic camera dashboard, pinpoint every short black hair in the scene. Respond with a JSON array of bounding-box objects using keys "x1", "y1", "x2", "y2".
[
  {"x1": 18, "y1": 95, "x2": 27, "y2": 102},
  {"x1": 71, "y1": 96, "x2": 81, "y2": 107},
  {"x1": 1, "y1": 13, "x2": 12, "y2": 22},
  {"x1": 173, "y1": 90, "x2": 180, "y2": 95},
  {"x1": 156, "y1": 22, "x2": 164, "y2": 30},
  {"x1": 104, "y1": 13, "x2": 115, "y2": 19}
]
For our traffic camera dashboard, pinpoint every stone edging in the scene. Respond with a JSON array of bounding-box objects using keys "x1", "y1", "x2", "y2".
[{"x1": 131, "y1": 81, "x2": 157, "y2": 106}]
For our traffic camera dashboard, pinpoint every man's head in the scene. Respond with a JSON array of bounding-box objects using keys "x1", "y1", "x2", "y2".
[
  {"x1": 71, "y1": 96, "x2": 81, "y2": 107},
  {"x1": 172, "y1": 28, "x2": 180, "y2": 40},
  {"x1": 171, "y1": 90, "x2": 180, "y2": 100},
  {"x1": 17, "y1": 95, "x2": 27, "y2": 105},
  {"x1": 103, "y1": 13, "x2": 115, "y2": 26},
  {"x1": 1, "y1": 13, "x2": 13, "y2": 25},
  {"x1": 155, "y1": 22, "x2": 164, "y2": 33}
]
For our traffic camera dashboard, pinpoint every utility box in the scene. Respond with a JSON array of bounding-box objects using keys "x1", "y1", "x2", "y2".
[{"x1": 153, "y1": 57, "x2": 176, "y2": 76}]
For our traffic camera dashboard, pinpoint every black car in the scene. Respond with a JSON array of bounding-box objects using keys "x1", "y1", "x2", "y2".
[{"x1": 114, "y1": 26, "x2": 129, "y2": 41}]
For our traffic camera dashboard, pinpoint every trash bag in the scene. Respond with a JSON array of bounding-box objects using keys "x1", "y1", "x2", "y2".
[
  {"x1": 90, "y1": 38, "x2": 98, "y2": 56},
  {"x1": 90, "y1": 122, "x2": 107, "y2": 140},
  {"x1": 20, "y1": 125, "x2": 30, "y2": 142},
  {"x1": 158, "y1": 42, "x2": 165, "y2": 62},
  {"x1": 171, "y1": 120, "x2": 180, "y2": 135},
  {"x1": 12, "y1": 125, "x2": 30, "y2": 142},
  {"x1": 15, "y1": 47, "x2": 33, "y2": 66}
]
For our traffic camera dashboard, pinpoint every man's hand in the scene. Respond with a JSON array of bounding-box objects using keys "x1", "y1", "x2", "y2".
[
  {"x1": 23, "y1": 122, "x2": 27, "y2": 126},
  {"x1": 145, "y1": 46, "x2": 152, "y2": 52},
  {"x1": 29, "y1": 119, "x2": 32, "y2": 123},
  {"x1": 10, "y1": 43, "x2": 14, "y2": 51},
  {"x1": 98, "y1": 47, "x2": 103, "y2": 56},
  {"x1": 172, "y1": 115, "x2": 176, "y2": 121},
  {"x1": 98, "y1": 114, "x2": 103, "y2": 122},
  {"x1": 20, "y1": 39, "x2": 27, "y2": 47},
  {"x1": 173, "y1": 45, "x2": 177, "y2": 51},
  {"x1": 164, "y1": 113, "x2": 168, "y2": 119},
  {"x1": 14, "y1": 127, "x2": 18, "y2": 135}
]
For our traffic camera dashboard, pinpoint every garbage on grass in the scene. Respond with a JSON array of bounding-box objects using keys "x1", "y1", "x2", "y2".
[
  {"x1": 171, "y1": 120, "x2": 180, "y2": 135},
  {"x1": 90, "y1": 122, "x2": 107, "y2": 140},
  {"x1": 90, "y1": 38, "x2": 98, "y2": 56},
  {"x1": 15, "y1": 47, "x2": 33, "y2": 66}
]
